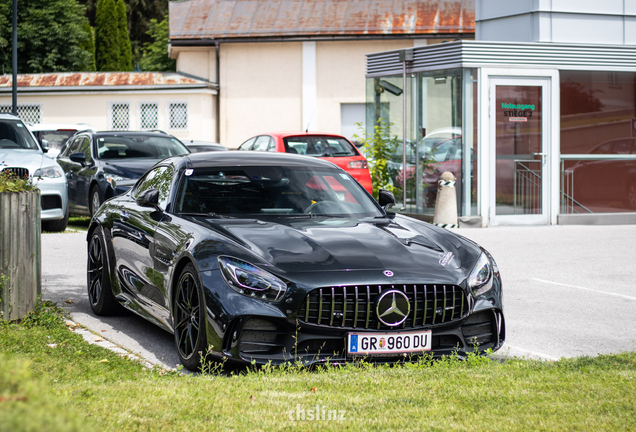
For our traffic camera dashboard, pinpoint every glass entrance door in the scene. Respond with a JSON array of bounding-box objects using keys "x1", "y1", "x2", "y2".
[{"x1": 489, "y1": 78, "x2": 551, "y2": 224}]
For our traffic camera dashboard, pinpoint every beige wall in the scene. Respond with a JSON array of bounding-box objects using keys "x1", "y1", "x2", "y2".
[
  {"x1": 220, "y1": 42, "x2": 303, "y2": 147},
  {"x1": 0, "y1": 91, "x2": 216, "y2": 142},
  {"x1": 315, "y1": 40, "x2": 416, "y2": 137},
  {"x1": 171, "y1": 38, "x2": 457, "y2": 148}
]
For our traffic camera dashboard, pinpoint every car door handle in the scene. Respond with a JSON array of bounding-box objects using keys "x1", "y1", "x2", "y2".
[{"x1": 121, "y1": 211, "x2": 129, "y2": 221}]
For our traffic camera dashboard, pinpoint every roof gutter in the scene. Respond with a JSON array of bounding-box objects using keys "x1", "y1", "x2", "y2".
[{"x1": 169, "y1": 33, "x2": 474, "y2": 45}]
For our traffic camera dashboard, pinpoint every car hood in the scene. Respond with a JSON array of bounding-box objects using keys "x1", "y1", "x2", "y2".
[
  {"x1": 101, "y1": 158, "x2": 162, "y2": 178},
  {"x1": 202, "y1": 215, "x2": 477, "y2": 274},
  {"x1": 0, "y1": 149, "x2": 50, "y2": 173}
]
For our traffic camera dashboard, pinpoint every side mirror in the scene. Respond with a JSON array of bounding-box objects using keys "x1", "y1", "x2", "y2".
[
  {"x1": 378, "y1": 189, "x2": 396, "y2": 210},
  {"x1": 41, "y1": 139, "x2": 50, "y2": 153},
  {"x1": 136, "y1": 188, "x2": 160, "y2": 210},
  {"x1": 69, "y1": 152, "x2": 86, "y2": 164}
]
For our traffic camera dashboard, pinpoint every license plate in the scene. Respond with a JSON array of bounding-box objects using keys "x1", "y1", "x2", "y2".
[{"x1": 347, "y1": 330, "x2": 432, "y2": 356}]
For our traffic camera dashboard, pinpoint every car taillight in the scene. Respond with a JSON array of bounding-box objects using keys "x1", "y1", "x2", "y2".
[{"x1": 347, "y1": 160, "x2": 368, "y2": 169}]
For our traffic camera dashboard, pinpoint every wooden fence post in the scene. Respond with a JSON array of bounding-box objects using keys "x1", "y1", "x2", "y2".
[{"x1": 0, "y1": 191, "x2": 41, "y2": 321}]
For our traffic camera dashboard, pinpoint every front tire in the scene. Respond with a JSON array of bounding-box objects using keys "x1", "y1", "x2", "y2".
[
  {"x1": 90, "y1": 186, "x2": 103, "y2": 217},
  {"x1": 42, "y1": 204, "x2": 69, "y2": 232},
  {"x1": 87, "y1": 227, "x2": 121, "y2": 315},
  {"x1": 173, "y1": 263, "x2": 207, "y2": 371}
]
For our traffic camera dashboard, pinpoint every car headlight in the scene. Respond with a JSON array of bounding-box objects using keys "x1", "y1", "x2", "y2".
[
  {"x1": 104, "y1": 173, "x2": 127, "y2": 188},
  {"x1": 218, "y1": 256, "x2": 287, "y2": 302},
  {"x1": 467, "y1": 252, "x2": 494, "y2": 297},
  {"x1": 33, "y1": 166, "x2": 63, "y2": 179}
]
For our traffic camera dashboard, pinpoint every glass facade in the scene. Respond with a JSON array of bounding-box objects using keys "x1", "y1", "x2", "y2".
[
  {"x1": 560, "y1": 71, "x2": 636, "y2": 213},
  {"x1": 365, "y1": 68, "x2": 477, "y2": 217}
]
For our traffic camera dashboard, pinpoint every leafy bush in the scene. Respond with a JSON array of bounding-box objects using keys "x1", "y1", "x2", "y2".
[
  {"x1": 0, "y1": 170, "x2": 38, "y2": 193},
  {"x1": 353, "y1": 119, "x2": 400, "y2": 199}
]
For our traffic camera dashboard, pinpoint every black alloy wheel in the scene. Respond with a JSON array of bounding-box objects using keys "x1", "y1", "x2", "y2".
[
  {"x1": 87, "y1": 227, "x2": 121, "y2": 315},
  {"x1": 174, "y1": 263, "x2": 207, "y2": 371}
]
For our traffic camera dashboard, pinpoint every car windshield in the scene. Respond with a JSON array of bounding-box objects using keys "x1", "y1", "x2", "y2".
[
  {"x1": 97, "y1": 135, "x2": 189, "y2": 159},
  {"x1": 36, "y1": 130, "x2": 76, "y2": 153},
  {"x1": 0, "y1": 119, "x2": 40, "y2": 150},
  {"x1": 283, "y1": 136, "x2": 357, "y2": 157},
  {"x1": 177, "y1": 166, "x2": 382, "y2": 217}
]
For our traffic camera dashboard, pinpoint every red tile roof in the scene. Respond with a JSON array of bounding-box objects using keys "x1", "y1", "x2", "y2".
[{"x1": 0, "y1": 72, "x2": 213, "y2": 89}]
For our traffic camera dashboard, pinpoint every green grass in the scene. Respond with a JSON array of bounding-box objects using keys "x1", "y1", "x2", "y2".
[
  {"x1": 1, "y1": 302, "x2": 635, "y2": 431},
  {"x1": 67, "y1": 215, "x2": 91, "y2": 232}
]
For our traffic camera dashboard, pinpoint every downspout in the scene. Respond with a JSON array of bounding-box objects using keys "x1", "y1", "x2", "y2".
[{"x1": 215, "y1": 41, "x2": 221, "y2": 144}]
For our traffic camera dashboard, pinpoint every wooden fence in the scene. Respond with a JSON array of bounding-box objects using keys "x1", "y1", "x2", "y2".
[{"x1": 0, "y1": 191, "x2": 41, "y2": 321}]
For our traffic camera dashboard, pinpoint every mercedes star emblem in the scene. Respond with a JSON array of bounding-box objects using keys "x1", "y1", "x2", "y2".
[
  {"x1": 383, "y1": 270, "x2": 394, "y2": 277},
  {"x1": 376, "y1": 290, "x2": 410, "y2": 327}
]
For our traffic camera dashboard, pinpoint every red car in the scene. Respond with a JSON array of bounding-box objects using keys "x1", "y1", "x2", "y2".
[{"x1": 237, "y1": 132, "x2": 373, "y2": 194}]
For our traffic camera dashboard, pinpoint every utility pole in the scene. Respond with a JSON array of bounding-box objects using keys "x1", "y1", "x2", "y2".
[{"x1": 12, "y1": 0, "x2": 17, "y2": 115}]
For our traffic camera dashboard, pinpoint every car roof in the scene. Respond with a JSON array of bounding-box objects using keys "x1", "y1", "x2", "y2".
[
  {"x1": 0, "y1": 113, "x2": 21, "y2": 120},
  {"x1": 255, "y1": 131, "x2": 351, "y2": 139},
  {"x1": 185, "y1": 150, "x2": 340, "y2": 169},
  {"x1": 27, "y1": 123, "x2": 94, "y2": 131},
  {"x1": 93, "y1": 131, "x2": 178, "y2": 138}
]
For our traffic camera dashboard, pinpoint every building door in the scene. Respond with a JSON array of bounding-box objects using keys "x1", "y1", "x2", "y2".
[{"x1": 489, "y1": 77, "x2": 552, "y2": 225}]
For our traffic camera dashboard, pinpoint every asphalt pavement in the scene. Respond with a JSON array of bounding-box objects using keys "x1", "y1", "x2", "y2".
[{"x1": 41, "y1": 224, "x2": 636, "y2": 368}]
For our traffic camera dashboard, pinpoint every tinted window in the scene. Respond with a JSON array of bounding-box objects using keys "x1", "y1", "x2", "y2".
[
  {"x1": 0, "y1": 119, "x2": 40, "y2": 150},
  {"x1": 78, "y1": 137, "x2": 92, "y2": 161},
  {"x1": 283, "y1": 136, "x2": 357, "y2": 157},
  {"x1": 177, "y1": 165, "x2": 381, "y2": 217},
  {"x1": 97, "y1": 135, "x2": 189, "y2": 159},
  {"x1": 133, "y1": 166, "x2": 174, "y2": 210},
  {"x1": 63, "y1": 136, "x2": 83, "y2": 157}
]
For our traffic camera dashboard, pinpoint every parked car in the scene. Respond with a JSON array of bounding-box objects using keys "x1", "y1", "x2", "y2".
[
  {"x1": 27, "y1": 123, "x2": 95, "y2": 158},
  {"x1": 56, "y1": 131, "x2": 190, "y2": 216},
  {"x1": 185, "y1": 140, "x2": 228, "y2": 153},
  {"x1": 237, "y1": 132, "x2": 373, "y2": 194},
  {"x1": 86, "y1": 151, "x2": 505, "y2": 371},
  {"x1": 0, "y1": 114, "x2": 69, "y2": 231}
]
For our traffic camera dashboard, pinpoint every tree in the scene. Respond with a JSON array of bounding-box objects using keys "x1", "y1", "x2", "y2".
[
  {"x1": 0, "y1": 0, "x2": 94, "y2": 73},
  {"x1": 78, "y1": 0, "x2": 168, "y2": 63},
  {"x1": 116, "y1": 0, "x2": 133, "y2": 71},
  {"x1": 80, "y1": 22, "x2": 96, "y2": 71},
  {"x1": 94, "y1": 0, "x2": 119, "y2": 71},
  {"x1": 139, "y1": 16, "x2": 175, "y2": 72}
]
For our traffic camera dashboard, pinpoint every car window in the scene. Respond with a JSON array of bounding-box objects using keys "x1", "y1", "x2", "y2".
[
  {"x1": 283, "y1": 136, "x2": 357, "y2": 157},
  {"x1": 63, "y1": 137, "x2": 83, "y2": 157},
  {"x1": 97, "y1": 135, "x2": 189, "y2": 159},
  {"x1": 78, "y1": 137, "x2": 92, "y2": 161},
  {"x1": 177, "y1": 166, "x2": 381, "y2": 217},
  {"x1": 591, "y1": 142, "x2": 612, "y2": 154},
  {"x1": 0, "y1": 119, "x2": 40, "y2": 150},
  {"x1": 36, "y1": 130, "x2": 76, "y2": 153},
  {"x1": 238, "y1": 137, "x2": 256, "y2": 151},
  {"x1": 132, "y1": 166, "x2": 174, "y2": 210},
  {"x1": 613, "y1": 140, "x2": 633, "y2": 154},
  {"x1": 252, "y1": 136, "x2": 271, "y2": 151}
]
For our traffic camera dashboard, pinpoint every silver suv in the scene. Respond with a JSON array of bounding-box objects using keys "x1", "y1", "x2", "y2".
[{"x1": 0, "y1": 114, "x2": 69, "y2": 231}]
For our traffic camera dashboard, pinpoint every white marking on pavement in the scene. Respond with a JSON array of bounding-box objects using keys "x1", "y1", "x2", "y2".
[
  {"x1": 532, "y1": 278, "x2": 636, "y2": 301},
  {"x1": 501, "y1": 344, "x2": 561, "y2": 362}
]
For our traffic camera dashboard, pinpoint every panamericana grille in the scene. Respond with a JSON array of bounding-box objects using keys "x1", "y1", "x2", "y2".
[
  {"x1": 298, "y1": 284, "x2": 469, "y2": 330},
  {"x1": 41, "y1": 195, "x2": 62, "y2": 210},
  {"x1": 2, "y1": 167, "x2": 29, "y2": 178}
]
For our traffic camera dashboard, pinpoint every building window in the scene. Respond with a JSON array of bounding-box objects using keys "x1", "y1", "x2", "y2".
[
  {"x1": 139, "y1": 102, "x2": 159, "y2": 130},
  {"x1": 109, "y1": 102, "x2": 130, "y2": 130},
  {"x1": 0, "y1": 104, "x2": 42, "y2": 123},
  {"x1": 168, "y1": 102, "x2": 188, "y2": 130}
]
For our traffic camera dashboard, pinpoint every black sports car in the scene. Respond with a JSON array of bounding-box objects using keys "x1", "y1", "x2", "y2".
[
  {"x1": 57, "y1": 131, "x2": 190, "y2": 216},
  {"x1": 87, "y1": 151, "x2": 504, "y2": 371}
]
